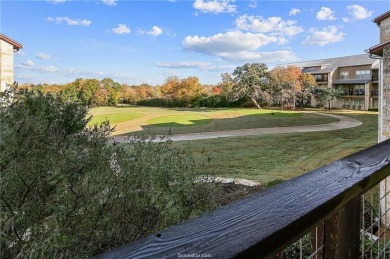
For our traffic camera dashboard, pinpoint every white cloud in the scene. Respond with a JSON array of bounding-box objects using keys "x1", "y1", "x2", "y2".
[
  {"x1": 303, "y1": 26, "x2": 344, "y2": 46},
  {"x1": 181, "y1": 31, "x2": 297, "y2": 63},
  {"x1": 16, "y1": 65, "x2": 59, "y2": 73},
  {"x1": 235, "y1": 15, "x2": 304, "y2": 36},
  {"x1": 316, "y1": 7, "x2": 336, "y2": 21},
  {"x1": 101, "y1": 0, "x2": 117, "y2": 6},
  {"x1": 342, "y1": 17, "x2": 350, "y2": 23},
  {"x1": 111, "y1": 24, "x2": 131, "y2": 35},
  {"x1": 168, "y1": 0, "x2": 177, "y2": 2},
  {"x1": 37, "y1": 52, "x2": 53, "y2": 60},
  {"x1": 289, "y1": 8, "x2": 301, "y2": 16},
  {"x1": 347, "y1": 5, "x2": 373, "y2": 20},
  {"x1": 22, "y1": 60, "x2": 35, "y2": 66},
  {"x1": 47, "y1": 16, "x2": 92, "y2": 26},
  {"x1": 40, "y1": 66, "x2": 59, "y2": 73},
  {"x1": 193, "y1": 0, "x2": 236, "y2": 14},
  {"x1": 155, "y1": 61, "x2": 211, "y2": 69},
  {"x1": 47, "y1": 0, "x2": 67, "y2": 4},
  {"x1": 248, "y1": 0, "x2": 257, "y2": 8},
  {"x1": 139, "y1": 26, "x2": 163, "y2": 36},
  {"x1": 183, "y1": 31, "x2": 278, "y2": 55},
  {"x1": 218, "y1": 50, "x2": 298, "y2": 63}
]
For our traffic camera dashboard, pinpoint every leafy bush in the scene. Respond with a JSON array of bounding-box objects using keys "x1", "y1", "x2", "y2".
[{"x1": 0, "y1": 86, "x2": 216, "y2": 258}]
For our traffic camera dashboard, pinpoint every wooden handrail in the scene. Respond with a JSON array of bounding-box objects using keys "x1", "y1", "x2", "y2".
[{"x1": 94, "y1": 139, "x2": 390, "y2": 259}]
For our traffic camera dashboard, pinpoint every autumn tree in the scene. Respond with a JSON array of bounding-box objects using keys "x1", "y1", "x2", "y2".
[
  {"x1": 298, "y1": 73, "x2": 317, "y2": 110},
  {"x1": 269, "y1": 66, "x2": 301, "y2": 110},
  {"x1": 160, "y1": 76, "x2": 204, "y2": 106},
  {"x1": 119, "y1": 84, "x2": 137, "y2": 105},
  {"x1": 134, "y1": 83, "x2": 156, "y2": 101},
  {"x1": 91, "y1": 87, "x2": 110, "y2": 106},
  {"x1": 100, "y1": 77, "x2": 121, "y2": 91},
  {"x1": 230, "y1": 63, "x2": 271, "y2": 109},
  {"x1": 218, "y1": 73, "x2": 234, "y2": 97},
  {"x1": 160, "y1": 76, "x2": 181, "y2": 102}
]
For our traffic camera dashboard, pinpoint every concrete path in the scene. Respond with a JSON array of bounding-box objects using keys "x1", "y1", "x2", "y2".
[{"x1": 113, "y1": 112, "x2": 362, "y2": 142}]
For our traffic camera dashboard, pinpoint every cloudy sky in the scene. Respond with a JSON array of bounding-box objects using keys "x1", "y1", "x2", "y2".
[{"x1": 2, "y1": 0, "x2": 389, "y2": 85}]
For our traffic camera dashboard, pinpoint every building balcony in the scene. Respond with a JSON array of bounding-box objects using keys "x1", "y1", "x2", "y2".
[{"x1": 342, "y1": 90, "x2": 365, "y2": 96}]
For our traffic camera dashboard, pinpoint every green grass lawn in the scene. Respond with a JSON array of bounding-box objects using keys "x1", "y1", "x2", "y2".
[
  {"x1": 88, "y1": 106, "x2": 339, "y2": 135},
  {"x1": 89, "y1": 112, "x2": 143, "y2": 125},
  {"x1": 173, "y1": 111, "x2": 378, "y2": 185}
]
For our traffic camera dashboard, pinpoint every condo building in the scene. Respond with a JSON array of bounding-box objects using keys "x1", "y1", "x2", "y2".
[{"x1": 286, "y1": 54, "x2": 379, "y2": 110}]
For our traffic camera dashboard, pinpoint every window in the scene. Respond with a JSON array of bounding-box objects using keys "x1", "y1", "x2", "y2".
[
  {"x1": 340, "y1": 71, "x2": 349, "y2": 79},
  {"x1": 354, "y1": 85, "x2": 365, "y2": 95},
  {"x1": 313, "y1": 74, "x2": 328, "y2": 82},
  {"x1": 356, "y1": 70, "x2": 370, "y2": 79}
]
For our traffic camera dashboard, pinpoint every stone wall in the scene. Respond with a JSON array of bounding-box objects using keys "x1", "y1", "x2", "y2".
[
  {"x1": 0, "y1": 40, "x2": 15, "y2": 92},
  {"x1": 381, "y1": 46, "x2": 390, "y2": 139},
  {"x1": 380, "y1": 18, "x2": 390, "y2": 42}
]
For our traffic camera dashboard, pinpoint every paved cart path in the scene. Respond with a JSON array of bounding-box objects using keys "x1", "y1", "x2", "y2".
[{"x1": 112, "y1": 112, "x2": 362, "y2": 142}]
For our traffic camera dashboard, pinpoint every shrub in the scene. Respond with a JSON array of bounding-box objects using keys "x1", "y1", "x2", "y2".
[{"x1": 0, "y1": 86, "x2": 216, "y2": 258}]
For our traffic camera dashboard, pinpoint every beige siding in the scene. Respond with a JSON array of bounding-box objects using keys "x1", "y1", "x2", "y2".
[
  {"x1": 337, "y1": 65, "x2": 372, "y2": 79},
  {"x1": 0, "y1": 40, "x2": 15, "y2": 92}
]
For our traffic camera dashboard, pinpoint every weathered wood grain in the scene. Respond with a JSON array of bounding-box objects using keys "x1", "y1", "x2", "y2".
[{"x1": 94, "y1": 139, "x2": 390, "y2": 259}]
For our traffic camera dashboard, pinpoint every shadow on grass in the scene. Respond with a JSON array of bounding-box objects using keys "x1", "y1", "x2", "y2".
[{"x1": 130, "y1": 113, "x2": 337, "y2": 136}]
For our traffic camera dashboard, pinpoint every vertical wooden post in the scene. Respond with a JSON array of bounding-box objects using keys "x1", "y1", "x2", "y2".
[{"x1": 323, "y1": 196, "x2": 361, "y2": 258}]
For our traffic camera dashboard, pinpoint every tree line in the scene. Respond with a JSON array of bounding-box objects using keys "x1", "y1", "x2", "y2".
[{"x1": 18, "y1": 63, "x2": 340, "y2": 109}]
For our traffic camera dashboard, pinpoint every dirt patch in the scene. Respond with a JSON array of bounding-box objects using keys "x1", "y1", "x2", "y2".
[{"x1": 213, "y1": 183, "x2": 265, "y2": 206}]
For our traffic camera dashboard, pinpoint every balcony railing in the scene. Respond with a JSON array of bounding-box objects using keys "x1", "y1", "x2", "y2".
[
  {"x1": 342, "y1": 90, "x2": 366, "y2": 96},
  {"x1": 94, "y1": 139, "x2": 390, "y2": 259},
  {"x1": 315, "y1": 78, "x2": 328, "y2": 83}
]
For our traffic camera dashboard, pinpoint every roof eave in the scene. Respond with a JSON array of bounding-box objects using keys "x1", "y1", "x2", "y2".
[
  {"x1": 373, "y1": 10, "x2": 390, "y2": 25},
  {"x1": 367, "y1": 40, "x2": 390, "y2": 57},
  {"x1": 0, "y1": 34, "x2": 23, "y2": 51}
]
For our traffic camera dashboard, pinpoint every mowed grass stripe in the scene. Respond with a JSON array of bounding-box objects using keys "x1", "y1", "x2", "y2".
[{"x1": 89, "y1": 112, "x2": 143, "y2": 125}]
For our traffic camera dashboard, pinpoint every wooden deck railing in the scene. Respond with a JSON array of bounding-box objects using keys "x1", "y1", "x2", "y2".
[{"x1": 95, "y1": 139, "x2": 390, "y2": 259}]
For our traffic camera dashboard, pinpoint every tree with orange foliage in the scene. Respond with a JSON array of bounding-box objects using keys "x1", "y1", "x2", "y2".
[
  {"x1": 298, "y1": 73, "x2": 316, "y2": 110},
  {"x1": 269, "y1": 65, "x2": 302, "y2": 109},
  {"x1": 160, "y1": 76, "x2": 204, "y2": 106}
]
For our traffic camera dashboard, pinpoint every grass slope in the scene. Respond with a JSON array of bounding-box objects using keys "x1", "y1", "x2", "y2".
[{"x1": 174, "y1": 112, "x2": 377, "y2": 185}]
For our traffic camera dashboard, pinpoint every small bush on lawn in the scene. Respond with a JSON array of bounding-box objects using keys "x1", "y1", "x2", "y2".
[{"x1": 0, "y1": 86, "x2": 217, "y2": 258}]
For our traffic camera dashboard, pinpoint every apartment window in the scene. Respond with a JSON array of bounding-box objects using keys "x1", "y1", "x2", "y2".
[
  {"x1": 340, "y1": 71, "x2": 349, "y2": 79},
  {"x1": 313, "y1": 74, "x2": 328, "y2": 82},
  {"x1": 356, "y1": 70, "x2": 370, "y2": 79},
  {"x1": 354, "y1": 85, "x2": 365, "y2": 95}
]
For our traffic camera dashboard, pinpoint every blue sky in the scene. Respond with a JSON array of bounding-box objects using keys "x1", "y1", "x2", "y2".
[{"x1": 2, "y1": 0, "x2": 390, "y2": 85}]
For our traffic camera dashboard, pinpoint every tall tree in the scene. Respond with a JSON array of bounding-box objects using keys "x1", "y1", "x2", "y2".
[
  {"x1": 298, "y1": 73, "x2": 317, "y2": 110},
  {"x1": 316, "y1": 87, "x2": 344, "y2": 111},
  {"x1": 218, "y1": 73, "x2": 234, "y2": 97},
  {"x1": 230, "y1": 63, "x2": 270, "y2": 109},
  {"x1": 160, "y1": 76, "x2": 204, "y2": 106},
  {"x1": 269, "y1": 66, "x2": 301, "y2": 110}
]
